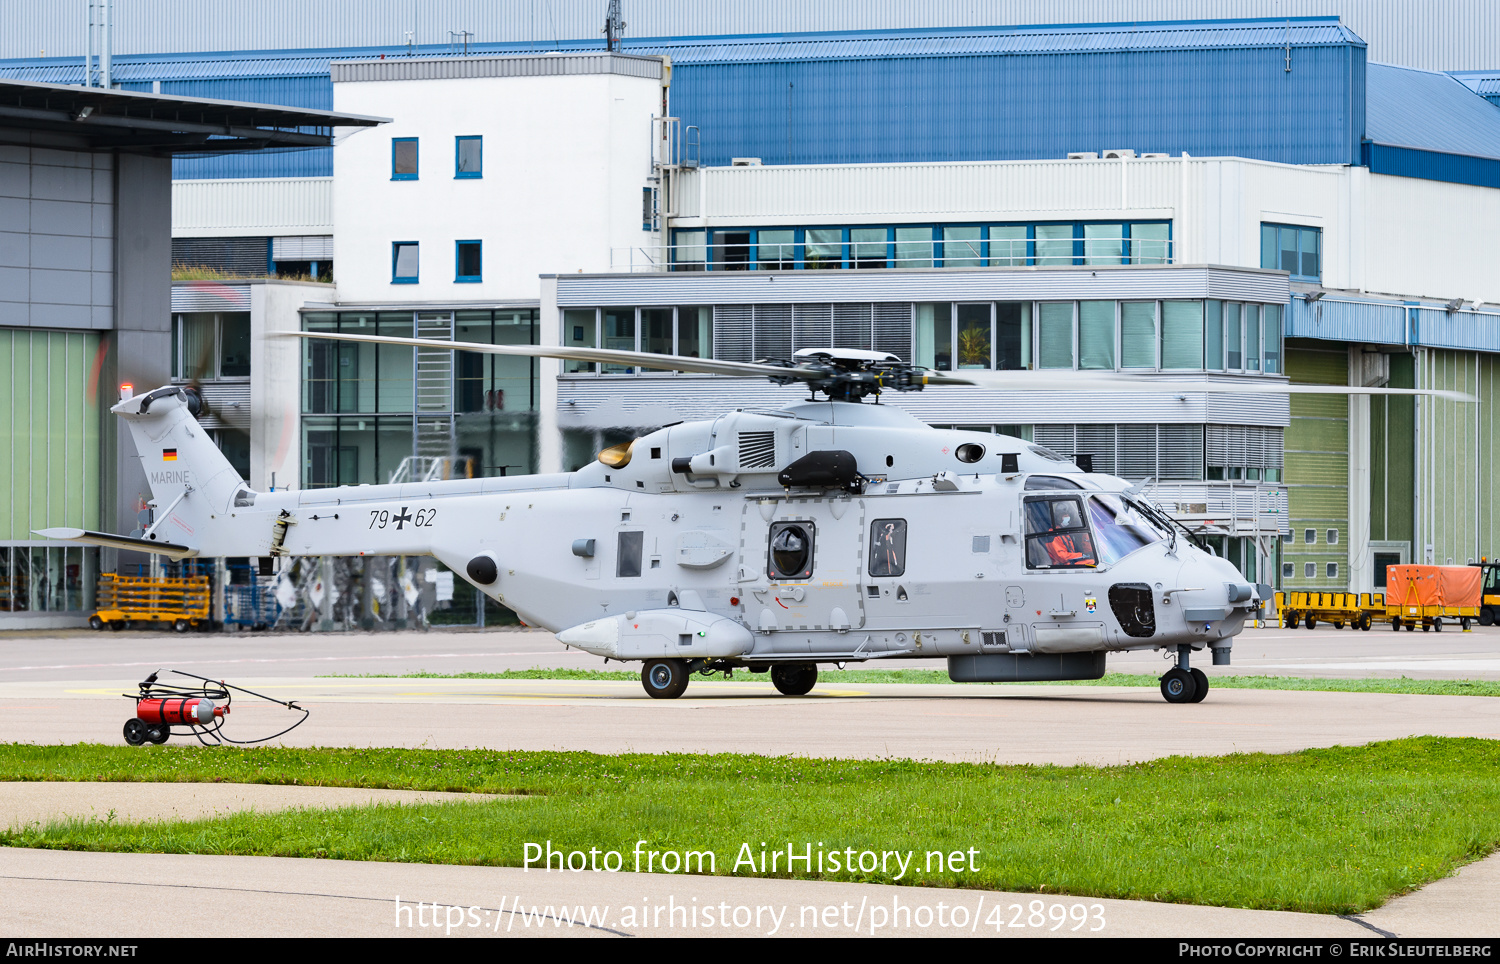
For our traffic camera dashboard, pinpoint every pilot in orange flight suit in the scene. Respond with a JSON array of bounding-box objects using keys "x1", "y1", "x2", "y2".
[{"x1": 1045, "y1": 507, "x2": 1095, "y2": 566}]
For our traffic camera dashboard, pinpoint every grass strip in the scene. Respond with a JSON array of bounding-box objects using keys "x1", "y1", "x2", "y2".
[
  {"x1": 322, "y1": 667, "x2": 1500, "y2": 696},
  {"x1": 2, "y1": 737, "x2": 1498, "y2": 914}
]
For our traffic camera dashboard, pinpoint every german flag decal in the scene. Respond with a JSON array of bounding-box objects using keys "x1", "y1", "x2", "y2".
[{"x1": 163, "y1": 448, "x2": 178, "y2": 461}]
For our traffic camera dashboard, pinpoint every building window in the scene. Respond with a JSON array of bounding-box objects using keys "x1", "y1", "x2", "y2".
[
  {"x1": 1304, "y1": 562, "x2": 1316, "y2": 578},
  {"x1": 392, "y1": 242, "x2": 419, "y2": 283},
  {"x1": 1304, "y1": 528, "x2": 1316, "y2": 544},
  {"x1": 1327, "y1": 529, "x2": 1339, "y2": 545},
  {"x1": 171, "y1": 312, "x2": 252, "y2": 379},
  {"x1": 392, "y1": 138, "x2": 418, "y2": 180},
  {"x1": 1261, "y1": 223, "x2": 1320, "y2": 281},
  {"x1": 455, "y1": 240, "x2": 482, "y2": 283},
  {"x1": 1283, "y1": 562, "x2": 1294, "y2": 579},
  {"x1": 455, "y1": 136, "x2": 481, "y2": 178},
  {"x1": 1327, "y1": 563, "x2": 1339, "y2": 579}
]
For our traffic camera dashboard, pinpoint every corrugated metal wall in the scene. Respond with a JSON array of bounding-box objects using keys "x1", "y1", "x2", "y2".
[
  {"x1": 1417, "y1": 348, "x2": 1485, "y2": 567},
  {"x1": 4, "y1": 1, "x2": 1497, "y2": 71},
  {"x1": 172, "y1": 177, "x2": 333, "y2": 236},
  {"x1": 669, "y1": 44, "x2": 1363, "y2": 168},
  {"x1": 1283, "y1": 340, "x2": 1349, "y2": 589}
]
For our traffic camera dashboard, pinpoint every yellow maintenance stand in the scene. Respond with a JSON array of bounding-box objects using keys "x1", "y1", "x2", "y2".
[{"x1": 89, "y1": 573, "x2": 211, "y2": 633}]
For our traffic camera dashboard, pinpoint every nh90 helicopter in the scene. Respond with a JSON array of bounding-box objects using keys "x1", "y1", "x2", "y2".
[{"x1": 43, "y1": 336, "x2": 1472, "y2": 704}]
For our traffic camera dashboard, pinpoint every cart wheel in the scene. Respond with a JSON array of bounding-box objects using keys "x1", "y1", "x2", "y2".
[
  {"x1": 109, "y1": 620, "x2": 125, "y2": 632},
  {"x1": 1462, "y1": 617, "x2": 1472, "y2": 631},
  {"x1": 146, "y1": 725, "x2": 169, "y2": 745},
  {"x1": 1305, "y1": 614, "x2": 1317, "y2": 630},
  {"x1": 1434, "y1": 617, "x2": 1444, "y2": 632},
  {"x1": 1392, "y1": 617, "x2": 1402, "y2": 631},
  {"x1": 88, "y1": 615, "x2": 103, "y2": 630},
  {"x1": 1333, "y1": 620, "x2": 1345, "y2": 629},
  {"x1": 1422, "y1": 622, "x2": 1431, "y2": 632},
  {"x1": 1481, "y1": 609, "x2": 1495, "y2": 627},
  {"x1": 1406, "y1": 621, "x2": 1415, "y2": 631},
  {"x1": 1360, "y1": 615, "x2": 1372, "y2": 631},
  {"x1": 173, "y1": 619, "x2": 189, "y2": 633},
  {"x1": 1284, "y1": 611, "x2": 1298, "y2": 629},
  {"x1": 123, "y1": 718, "x2": 147, "y2": 746}
]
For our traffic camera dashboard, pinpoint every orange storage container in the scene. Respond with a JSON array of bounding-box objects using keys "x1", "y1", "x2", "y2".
[{"x1": 1386, "y1": 565, "x2": 1481, "y2": 607}]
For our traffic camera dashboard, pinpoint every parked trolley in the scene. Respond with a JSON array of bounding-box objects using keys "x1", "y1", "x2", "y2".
[{"x1": 89, "y1": 573, "x2": 211, "y2": 632}]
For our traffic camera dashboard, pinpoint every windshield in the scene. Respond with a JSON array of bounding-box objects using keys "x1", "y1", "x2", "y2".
[{"x1": 1087, "y1": 494, "x2": 1170, "y2": 566}]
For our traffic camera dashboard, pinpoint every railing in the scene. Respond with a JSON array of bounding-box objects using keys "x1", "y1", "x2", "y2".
[
  {"x1": 1139, "y1": 481, "x2": 1289, "y2": 538},
  {"x1": 610, "y1": 237, "x2": 1175, "y2": 273}
]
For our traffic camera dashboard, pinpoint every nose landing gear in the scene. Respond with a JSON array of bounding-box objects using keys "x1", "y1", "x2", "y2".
[{"x1": 1160, "y1": 646, "x2": 1209, "y2": 704}]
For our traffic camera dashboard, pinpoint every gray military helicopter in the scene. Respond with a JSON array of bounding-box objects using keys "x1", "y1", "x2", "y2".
[{"x1": 42, "y1": 337, "x2": 1471, "y2": 704}]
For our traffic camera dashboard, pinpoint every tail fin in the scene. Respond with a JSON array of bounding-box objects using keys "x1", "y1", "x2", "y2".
[{"x1": 113, "y1": 386, "x2": 250, "y2": 542}]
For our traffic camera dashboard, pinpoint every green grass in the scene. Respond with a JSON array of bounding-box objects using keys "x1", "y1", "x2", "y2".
[
  {"x1": 3, "y1": 738, "x2": 1499, "y2": 914},
  {"x1": 323, "y1": 667, "x2": 1500, "y2": 696}
]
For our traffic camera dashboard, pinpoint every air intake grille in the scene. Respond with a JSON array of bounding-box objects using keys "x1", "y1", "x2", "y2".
[{"x1": 738, "y1": 431, "x2": 776, "y2": 468}]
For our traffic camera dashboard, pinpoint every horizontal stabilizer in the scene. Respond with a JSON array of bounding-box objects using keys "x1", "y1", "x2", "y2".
[{"x1": 33, "y1": 527, "x2": 198, "y2": 561}]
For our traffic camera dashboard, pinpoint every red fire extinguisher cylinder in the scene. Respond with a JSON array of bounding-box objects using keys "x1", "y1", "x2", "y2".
[{"x1": 136, "y1": 697, "x2": 226, "y2": 726}]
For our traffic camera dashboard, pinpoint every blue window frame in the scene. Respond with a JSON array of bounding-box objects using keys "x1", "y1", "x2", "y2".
[
  {"x1": 392, "y1": 242, "x2": 419, "y2": 283},
  {"x1": 392, "y1": 138, "x2": 418, "y2": 180},
  {"x1": 455, "y1": 136, "x2": 482, "y2": 178},
  {"x1": 1261, "y1": 223, "x2": 1321, "y2": 281},
  {"x1": 455, "y1": 240, "x2": 482, "y2": 282}
]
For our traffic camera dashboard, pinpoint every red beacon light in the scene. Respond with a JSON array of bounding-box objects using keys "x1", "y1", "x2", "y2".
[{"x1": 119, "y1": 383, "x2": 134, "y2": 401}]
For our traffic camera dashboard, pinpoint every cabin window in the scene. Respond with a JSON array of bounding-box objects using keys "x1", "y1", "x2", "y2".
[
  {"x1": 768, "y1": 522, "x2": 815, "y2": 580},
  {"x1": 869, "y1": 519, "x2": 907, "y2": 577},
  {"x1": 617, "y1": 531, "x2": 643, "y2": 577},
  {"x1": 1023, "y1": 497, "x2": 1098, "y2": 569}
]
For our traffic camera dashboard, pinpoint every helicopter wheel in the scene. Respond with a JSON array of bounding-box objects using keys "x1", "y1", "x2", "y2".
[
  {"x1": 641, "y1": 659, "x2": 689, "y2": 700},
  {"x1": 1160, "y1": 668, "x2": 1197, "y2": 704},
  {"x1": 1188, "y1": 668, "x2": 1209, "y2": 703},
  {"x1": 123, "y1": 718, "x2": 148, "y2": 746},
  {"x1": 146, "y1": 725, "x2": 169, "y2": 745},
  {"x1": 770, "y1": 663, "x2": 818, "y2": 696}
]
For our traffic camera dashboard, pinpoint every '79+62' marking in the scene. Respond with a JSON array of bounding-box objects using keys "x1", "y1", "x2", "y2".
[{"x1": 368, "y1": 506, "x2": 436, "y2": 530}]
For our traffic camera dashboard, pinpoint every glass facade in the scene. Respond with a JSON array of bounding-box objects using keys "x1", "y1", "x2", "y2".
[{"x1": 302, "y1": 309, "x2": 538, "y2": 487}]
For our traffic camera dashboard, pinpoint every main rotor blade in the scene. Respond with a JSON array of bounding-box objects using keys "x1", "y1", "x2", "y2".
[
  {"x1": 282, "y1": 331, "x2": 825, "y2": 380},
  {"x1": 950, "y1": 370, "x2": 1476, "y2": 402}
]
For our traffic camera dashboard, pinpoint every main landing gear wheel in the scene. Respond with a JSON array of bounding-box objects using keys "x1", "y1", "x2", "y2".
[
  {"x1": 771, "y1": 663, "x2": 818, "y2": 696},
  {"x1": 641, "y1": 658, "x2": 689, "y2": 700},
  {"x1": 1188, "y1": 668, "x2": 1209, "y2": 703},
  {"x1": 1160, "y1": 668, "x2": 1197, "y2": 704},
  {"x1": 122, "y1": 717, "x2": 147, "y2": 746}
]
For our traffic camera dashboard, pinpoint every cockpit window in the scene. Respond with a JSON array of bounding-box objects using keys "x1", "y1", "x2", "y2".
[
  {"x1": 1087, "y1": 495, "x2": 1170, "y2": 566},
  {"x1": 1024, "y1": 497, "x2": 1097, "y2": 569},
  {"x1": 1025, "y1": 475, "x2": 1083, "y2": 490}
]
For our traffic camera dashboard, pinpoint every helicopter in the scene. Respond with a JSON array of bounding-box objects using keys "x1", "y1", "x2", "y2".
[{"x1": 40, "y1": 336, "x2": 1473, "y2": 704}]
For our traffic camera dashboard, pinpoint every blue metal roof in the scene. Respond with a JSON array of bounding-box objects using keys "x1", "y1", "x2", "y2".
[
  {"x1": 1368, "y1": 64, "x2": 1500, "y2": 159},
  {"x1": 1449, "y1": 70, "x2": 1500, "y2": 107}
]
